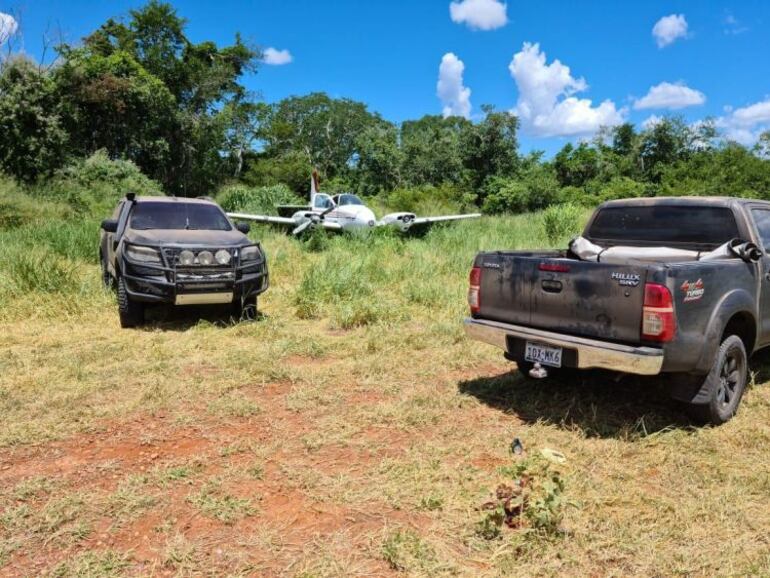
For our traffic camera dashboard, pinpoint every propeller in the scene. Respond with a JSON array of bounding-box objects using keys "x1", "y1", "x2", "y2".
[
  {"x1": 292, "y1": 216, "x2": 316, "y2": 236},
  {"x1": 291, "y1": 205, "x2": 335, "y2": 236}
]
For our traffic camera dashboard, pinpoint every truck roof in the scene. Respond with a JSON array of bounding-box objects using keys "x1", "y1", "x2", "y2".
[
  {"x1": 131, "y1": 196, "x2": 217, "y2": 205},
  {"x1": 598, "y1": 196, "x2": 770, "y2": 209}
]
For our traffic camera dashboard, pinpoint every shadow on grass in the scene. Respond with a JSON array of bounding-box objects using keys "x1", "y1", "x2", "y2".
[
  {"x1": 458, "y1": 369, "x2": 693, "y2": 440},
  {"x1": 138, "y1": 303, "x2": 267, "y2": 332}
]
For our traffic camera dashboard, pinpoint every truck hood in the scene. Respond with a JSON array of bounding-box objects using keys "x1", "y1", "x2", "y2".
[{"x1": 125, "y1": 228, "x2": 249, "y2": 247}]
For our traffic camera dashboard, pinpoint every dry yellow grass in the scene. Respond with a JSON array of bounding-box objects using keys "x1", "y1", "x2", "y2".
[{"x1": 1, "y1": 217, "x2": 769, "y2": 576}]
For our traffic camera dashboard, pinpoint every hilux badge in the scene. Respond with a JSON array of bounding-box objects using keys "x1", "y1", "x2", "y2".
[{"x1": 611, "y1": 272, "x2": 640, "y2": 287}]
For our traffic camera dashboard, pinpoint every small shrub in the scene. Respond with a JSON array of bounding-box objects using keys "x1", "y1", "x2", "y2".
[
  {"x1": 542, "y1": 203, "x2": 584, "y2": 244},
  {"x1": 477, "y1": 454, "x2": 570, "y2": 540}
]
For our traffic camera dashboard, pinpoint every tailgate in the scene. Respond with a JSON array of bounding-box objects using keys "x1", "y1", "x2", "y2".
[{"x1": 478, "y1": 254, "x2": 648, "y2": 343}]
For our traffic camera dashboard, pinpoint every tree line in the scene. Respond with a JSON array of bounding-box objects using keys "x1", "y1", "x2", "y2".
[{"x1": 1, "y1": 1, "x2": 770, "y2": 211}]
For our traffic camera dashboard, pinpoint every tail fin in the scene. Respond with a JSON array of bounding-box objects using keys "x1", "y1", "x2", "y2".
[
  {"x1": 311, "y1": 170, "x2": 320, "y2": 195},
  {"x1": 310, "y1": 169, "x2": 320, "y2": 206}
]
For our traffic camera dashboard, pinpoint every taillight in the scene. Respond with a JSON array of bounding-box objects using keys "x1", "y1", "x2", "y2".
[
  {"x1": 642, "y1": 283, "x2": 676, "y2": 342},
  {"x1": 468, "y1": 266, "x2": 481, "y2": 314},
  {"x1": 538, "y1": 262, "x2": 570, "y2": 273}
]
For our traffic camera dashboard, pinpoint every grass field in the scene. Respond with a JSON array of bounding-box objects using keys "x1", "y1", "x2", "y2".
[{"x1": 1, "y1": 212, "x2": 770, "y2": 577}]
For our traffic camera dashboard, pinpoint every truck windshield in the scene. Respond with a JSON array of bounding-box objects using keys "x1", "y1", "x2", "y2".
[
  {"x1": 130, "y1": 202, "x2": 232, "y2": 231},
  {"x1": 587, "y1": 205, "x2": 739, "y2": 247}
]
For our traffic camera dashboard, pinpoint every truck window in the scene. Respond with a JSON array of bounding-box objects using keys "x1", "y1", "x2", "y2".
[
  {"x1": 130, "y1": 202, "x2": 232, "y2": 231},
  {"x1": 751, "y1": 209, "x2": 770, "y2": 250},
  {"x1": 587, "y1": 206, "x2": 739, "y2": 247}
]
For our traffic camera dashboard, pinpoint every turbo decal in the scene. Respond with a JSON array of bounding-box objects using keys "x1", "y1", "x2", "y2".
[{"x1": 681, "y1": 279, "x2": 704, "y2": 302}]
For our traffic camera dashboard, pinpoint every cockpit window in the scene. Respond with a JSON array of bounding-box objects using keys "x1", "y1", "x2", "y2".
[
  {"x1": 313, "y1": 194, "x2": 334, "y2": 210},
  {"x1": 130, "y1": 202, "x2": 232, "y2": 231},
  {"x1": 335, "y1": 194, "x2": 364, "y2": 206}
]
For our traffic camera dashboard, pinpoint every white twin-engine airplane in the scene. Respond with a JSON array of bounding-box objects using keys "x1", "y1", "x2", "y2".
[{"x1": 227, "y1": 171, "x2": 481, "y2": 236}]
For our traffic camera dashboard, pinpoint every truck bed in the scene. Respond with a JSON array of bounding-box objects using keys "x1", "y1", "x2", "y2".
[{"x1": 475, "y1": 251, "x2": 650, "y2": 344}]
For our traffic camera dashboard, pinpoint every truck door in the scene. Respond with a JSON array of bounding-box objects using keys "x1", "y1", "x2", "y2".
[{"x1": 748, "y1": 207, "x2": 770, "y2": 345}]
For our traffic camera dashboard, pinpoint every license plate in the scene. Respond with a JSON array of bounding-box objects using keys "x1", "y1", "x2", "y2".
[{"x1": 525, "y1": 341, "x2": 563, "y2": 367}]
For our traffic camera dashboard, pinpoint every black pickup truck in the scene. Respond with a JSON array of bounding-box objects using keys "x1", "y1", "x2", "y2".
[
  {"x1": 464, "y1": 197, "x2": 770, "y2": 425},
  {"x1": 100, "y1": 194, "x2": 269, "y2": 327}
]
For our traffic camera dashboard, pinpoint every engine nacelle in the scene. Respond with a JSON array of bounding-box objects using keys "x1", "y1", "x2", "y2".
[{"x1": 379, "y1": 212, "x2": 417, "y2": 232}]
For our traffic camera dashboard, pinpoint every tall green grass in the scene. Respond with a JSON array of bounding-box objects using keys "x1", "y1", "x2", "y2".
[
  {"x1": 0, "y1": 219, "x2": 107, "y2": 317},
  {"x1": 0, "y1": 182, "x2": 590, "y2": 325},
  {"x1": 290, "y1": 212, "x2": 589, "y2": 329}
]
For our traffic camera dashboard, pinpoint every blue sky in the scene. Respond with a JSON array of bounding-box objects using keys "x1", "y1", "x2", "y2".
[{"x1": 5, "y1": 0, "x2": 770, "y2": 153}]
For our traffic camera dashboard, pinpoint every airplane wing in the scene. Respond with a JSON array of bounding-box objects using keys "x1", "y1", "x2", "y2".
[
  {"x1": 410, "y1": 213, "x2": 481, "y2": 226},
  {"x1": 227, "y1": 212, "x2": 296, "y2": 226},
  {"x1": 378, "y1": 212, "x2": 481, "y2": 233},
  {"x1": 227, "y1": 211, "x2": 343, "y2": 235}
]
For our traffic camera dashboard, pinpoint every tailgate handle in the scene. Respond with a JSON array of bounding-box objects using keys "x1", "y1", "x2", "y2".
[{"x1": 541, "y1": 280, "x2": 563, "y2": 293}]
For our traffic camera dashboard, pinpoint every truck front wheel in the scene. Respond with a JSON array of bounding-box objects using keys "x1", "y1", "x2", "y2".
[
  {"x1": 231, "y1": 295, "x2": 258, "y2": 321},
  {"x1": 686, "y1": 335, "x2": 748, "y2": 425},
  {"x1": 117, "y1": 276, "x2": 145, "y2": 328}
]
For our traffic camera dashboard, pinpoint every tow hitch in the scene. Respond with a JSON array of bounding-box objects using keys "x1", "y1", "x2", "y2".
[{"x1": 529, "y1": 362, "x2": 548, "y2": 379}]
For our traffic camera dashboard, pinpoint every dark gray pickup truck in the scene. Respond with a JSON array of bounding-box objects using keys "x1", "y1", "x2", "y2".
[{"x1": 465, "y1": 197, "x2": 770, "y2": 425}]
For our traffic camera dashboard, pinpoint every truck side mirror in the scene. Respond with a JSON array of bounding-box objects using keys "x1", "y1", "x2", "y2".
[
  {"x1": 101, "y1": 219, "x2": 118, "y2": 233},
  {"x1": 236, "y1": 222, "x2": 250, "y2": 235}
]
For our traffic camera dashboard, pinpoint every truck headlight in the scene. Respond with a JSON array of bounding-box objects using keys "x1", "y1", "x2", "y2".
[
  {"x1": 215, "y1": 249, "x2": 231, "y2": 265},
  {"x1": 241, "y1": 245, "x2": 261, "y2": 262},
  {"x1": 126, "y1": 245, "x2": 161, "y2": 264},
  {"x1": 198, "y1": 250, "x2": 214, "y2": 266},
  {"x1": 179, "y1": 250, "x2": 194, "y2": 266}
]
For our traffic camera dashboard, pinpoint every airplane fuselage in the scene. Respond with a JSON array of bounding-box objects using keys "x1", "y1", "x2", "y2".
[{"x1": 293, "y1": 204, "x2": 378, "y2": 232}]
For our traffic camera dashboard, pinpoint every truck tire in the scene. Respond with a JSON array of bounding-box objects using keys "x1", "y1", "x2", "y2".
[
  {"x1": 685, "y1": 335, "x2": 747, "y2": 425},
  {"x1": 117, "y1": 275, "x2": 145, "y2": 328},
  {"x1": 232, "y1": 295, "x2": 258, "y2": 321}
]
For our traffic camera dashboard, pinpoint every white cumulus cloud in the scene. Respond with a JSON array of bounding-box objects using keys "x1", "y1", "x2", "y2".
[
  {"x1": 437, "y1": 53, "x2": 472, "y2": 119},
  {"x1": 508, "y1": 42, "x2": 624, "y2": 138},
  {"x1": 262, "y1": 47, "x2": 293, "y2": 66},
  {"x1": 449, "y1": 0, "x2": 508, "y2": 31},
  {"x1": 717, "y1": 99, "x2": 770, "y2": 144},
  {"x1": 0, "y1": 12, "x2": 18, "y2": 45},
  {"x1": 652, "y1": 14, "x2": 688, "y2": 48},
  {"x1": 634, "y1": 82, "x2": 706, "y2": 110}
]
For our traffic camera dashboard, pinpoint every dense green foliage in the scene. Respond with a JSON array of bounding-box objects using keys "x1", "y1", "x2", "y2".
[
  {"x1": 1, "y1": 1, "x2": 769, "y2": 214},
  {"x1": 0, "y1": 1, "x2": 258, "y2": 196}
]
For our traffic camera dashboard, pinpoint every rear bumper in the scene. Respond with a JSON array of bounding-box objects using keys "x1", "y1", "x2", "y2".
[{"x1": 464, "y1": 318, "x2": 664, "y2": 376}]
